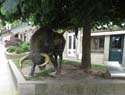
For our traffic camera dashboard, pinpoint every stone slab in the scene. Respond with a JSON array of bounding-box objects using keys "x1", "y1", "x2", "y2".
[{"x1": 104, "y1": 61, "x2": 125, "y2": 78}]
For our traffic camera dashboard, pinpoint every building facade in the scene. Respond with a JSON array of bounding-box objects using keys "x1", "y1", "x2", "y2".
[
  {"x1": 1, "y1": 24, "x2": 125, "y2": 65},
  {"x1": 63, "y1": 30, "x2": 125, "y2": 66},
  {"x1": 0, "y1": 30, "x2": 13, "y2": 44},
  {"x1": 0, "y1": 23, "x2": 36, "y2": 44},
  {"x1": 11, "y1": 23, "x2": 36, "y2": 42}
]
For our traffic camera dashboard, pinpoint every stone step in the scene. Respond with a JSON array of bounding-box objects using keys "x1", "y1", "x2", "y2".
[{"x1": 104, "y1": 61, "x2": 125, "y2": 78}]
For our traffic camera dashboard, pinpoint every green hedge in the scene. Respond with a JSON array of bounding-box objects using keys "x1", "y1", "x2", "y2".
[
  {"x1": 20, "y1": 42, "x2": 30, "y2": 52},
  {"x1": 7, "y1": 46, "x2": 17, "y2": 53},
  {"x1": 7, "y1": 42, "x2": 30, "y2": 54},
  {"x1": 15, "y1": 47, "x2": 24, "y2": 54}
]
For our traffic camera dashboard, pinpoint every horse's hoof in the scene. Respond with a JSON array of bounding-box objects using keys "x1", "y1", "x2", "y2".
[
  {"x1": 28, "y1": 73, "x2": 35, "y2": 77},
  {"x1": 56, "y1": 69, "x2": 65, "y2": 75}
]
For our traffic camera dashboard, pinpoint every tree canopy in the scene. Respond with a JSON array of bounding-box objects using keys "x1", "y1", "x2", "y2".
[
  {"x1": 0, "y1": 0, "x2": 125, "y2": 69},
  {"x1": 0, "y1": 0, "x2": 72, "y2": 29},
  {"x1": 0, "y1": 0, "x2": 124, "y2": 28}
]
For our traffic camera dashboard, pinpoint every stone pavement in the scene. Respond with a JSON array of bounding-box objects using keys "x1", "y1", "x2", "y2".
[{"x1": 0, "y1": 44, "x2": 19, "y2": 95}]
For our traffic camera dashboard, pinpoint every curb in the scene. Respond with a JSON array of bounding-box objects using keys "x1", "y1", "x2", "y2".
[
  {"x1": 8, "y1": 59, "x2": 48, "y2": 84},
  {"x1": 8, "y1": 59, "x2": 125, "y2": 95},
  {"x1": 8, "y1": 60, "x2": 26, "y2": 85},
  {"x1": 6, "y1": 51, "x2": 29, "y2": 56}
]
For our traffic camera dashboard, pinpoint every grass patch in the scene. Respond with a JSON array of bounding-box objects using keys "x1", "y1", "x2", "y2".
[
  {"x1": 63, "y1": 60, "x2": 106, "y2": 73},
  {"x1": 7, "y1": 55, "x2": 106, "y2": 78},
  {"x1": 63, "y1": 60, "x2": 80, "y2": 65},
  {"x1": 7, "y1": 55, "x2": 32, "y2": 68},
  {"x1": 92, "y1": 64, "x2": 106, "y2": 73},
  {"x1": 25, "y1": 69, "x2": 53, "y2": 80}
]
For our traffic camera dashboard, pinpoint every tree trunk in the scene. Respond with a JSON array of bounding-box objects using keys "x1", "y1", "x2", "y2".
[{"x1": 81, "y1": 16, "x2": 92, "y2": 70}]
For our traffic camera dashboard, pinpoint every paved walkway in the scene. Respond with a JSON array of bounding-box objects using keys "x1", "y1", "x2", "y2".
[{"x1": 0, "y1": 44, "x2": 18, "y2": 95}]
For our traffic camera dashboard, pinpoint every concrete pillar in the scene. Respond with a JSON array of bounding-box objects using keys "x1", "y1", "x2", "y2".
[
  {"x1": 25, "y1": 30, "x2": 28, "y2": 42},
  {"x1": 29, "y1": 32, "x2": 32, "y2": 41},
  {"x1": 63, "y1": 32, "x2": 68, "y2": 59},
  {"x1": 104, "y1": 35, "x2": 110, "y2": 61},
  {"x1": 122, "y1": 35, "x2": 125, "y2": 66},
  {"x1": 18, "y1": 34, "x2": 21, "y2": 40},
  {"x1": 78, "y1": 31, "x2": 82, "y2": 60},
  {"x1": 76, "y1": 30, "x2": 81, "y2": 60},
  {"x1": 22, "y1": 33, "x2": 25, "y2": 42},
  {"x1": 27, "y1": 31, "x2": 30, "y2": 42}
]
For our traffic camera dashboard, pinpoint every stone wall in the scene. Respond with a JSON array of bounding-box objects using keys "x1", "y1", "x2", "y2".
[
  {"x1": 18, "y1": 81, "x2": 125, "y2": 95},
  {"x1": 8, "y1": 59, "x2": 125, "y2": 95}
]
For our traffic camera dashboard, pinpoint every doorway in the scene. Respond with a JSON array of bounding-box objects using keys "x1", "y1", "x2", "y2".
[
  {"x1": 109, "y1": 35, "x2": 124, "y2": 64},
  {"x1": 67, "y1": 32, "x2": 76, "y2": 57}
]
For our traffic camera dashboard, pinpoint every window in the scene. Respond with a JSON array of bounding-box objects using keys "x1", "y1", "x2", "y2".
[
  {"x1": 91, "y1": 36, "x2": 104, "y2": 52},
  {"x1": 111, "y1": 35, "x2": 122, "y2": 51},
  {"x1": 20, "y1": 34, "x2": 22, "y2": 40},
  {"x1": 73, "y1": 35, "x2": 76, "y2": 49},
  {"x1": 69, "y1": 36, "x2": 72, "y2": 49},
  {"x1": 99, "y1": 38, "x2": 104, "y2": 49}
]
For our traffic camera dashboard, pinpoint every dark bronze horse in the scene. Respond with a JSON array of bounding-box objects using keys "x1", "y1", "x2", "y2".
[{"x1": 19, "y1": 27, "x2": 65, "y2": 76}]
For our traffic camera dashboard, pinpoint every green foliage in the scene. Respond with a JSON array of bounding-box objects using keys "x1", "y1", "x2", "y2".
[
  {"x1": 92, "y1": 64, "x2": 106, "y2": 73},
  {"x1": 15, "y1": 47, "x2": 23, "y2": 54},
  {"x1": 7, "y1": 46, "x2": 17, "y2": 53},
  {"x1": 0, "y1": 23, "x2": 4, "y2": 28},
  {"x1": 20, "y1": 42, "x2": 30, "y2": 52},
  {"x1": 7, "y1": 54, "x2": 32, "y2": 68},
  {"x1": 7, "y1": 42, "x2": 30, "y2": 53},
  {"x1": 0, "y1": 0, "x2": 70, "y2": 29},
  {"x1": 63, "y1": 60, "x2": 79, "y2": 65},
  {"x1": 1, "y1": 0, "x2": 20, "y2": 15},
  {"x1": 36, "y1": 69, "x2": 52, "y2": 77},
  {"x1": 63, "y1": 60, "x2": 106, "y2": 73},
  {"x1": 1, "y1": 0, "x2": 125, "y2": 69},
  {"x1": 0, "y1": 0, "x2": 124, "y2": 28}
]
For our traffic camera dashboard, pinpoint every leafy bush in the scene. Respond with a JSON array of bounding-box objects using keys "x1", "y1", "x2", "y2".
[
  {"x1": 7, "y1": 46, "x2": 17, "y2": 53},
  {"x1": 15, "y1": 47, "x2": 24, "y2": 54},
  {"x1": 6, "y1": 42, "x2": 30, "y2": 54},
  {"x1": 21, "y1": 42, "x2": 30, "y2": 52}
]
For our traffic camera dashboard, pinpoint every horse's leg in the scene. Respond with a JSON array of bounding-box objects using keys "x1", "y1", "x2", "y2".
[
  {"x1": 29, "y1": 64, "x2": 36, "y2": 76},
  {"x1": 59, "y1": 53, "x2": 63, "y2": 70},
  {"x1": 54, "y1": 54, "x2": 58, "y2": 68},
  {"x1": 50, "y1": 55, "x2": 58, "y2": 70}
]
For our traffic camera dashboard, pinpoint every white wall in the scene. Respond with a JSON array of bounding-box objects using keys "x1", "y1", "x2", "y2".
[
  {"x1": 104, "y1": 35, "x2": 110, "y2": 61},
  {"x1": 63, "y1": 31, "x2": 105, "y2": 64},
  {"x1": 122, "y1": 35, "x2": 125, "y2": 66},
  {"x1": 1, "y1": 32, "x2": 13, "y2": 45},
  {"x1": 91, "y1": 53, "x2": 104, "y2": 64}
]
